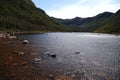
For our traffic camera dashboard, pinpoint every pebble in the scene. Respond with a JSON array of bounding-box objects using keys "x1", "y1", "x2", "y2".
[
  {"x1": 71, "y1": 74, "x2": 76, "y2": 77},
  {"x1": 18, "y1": 52, "x2": 24, "y2": 55},
  {"x1": 8, "y1": 42, "x2": 14, "y2": 44},
  {"x1": 12, "y1": 51, "x2": 24, "y2": 55},
  {"x1": 34, "y1": 57, "x2": 42, "y2": 62},
  {"x1": 9, "y1": 36, "x2": 17, "y2": 39}
]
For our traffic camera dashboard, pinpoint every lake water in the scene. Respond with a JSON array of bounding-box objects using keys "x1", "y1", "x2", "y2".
[{"x1": 18, "y1": 32, "x2": 120, "y2": 80}]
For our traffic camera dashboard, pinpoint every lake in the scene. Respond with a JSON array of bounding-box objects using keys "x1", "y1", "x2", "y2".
[{"x1": 18, "y1": 32, "x2": 120, "y2": 80}]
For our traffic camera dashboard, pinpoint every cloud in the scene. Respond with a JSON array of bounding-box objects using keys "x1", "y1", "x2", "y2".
[{"x1": 47, "y1": 0, "x2": 120, "y2": 19}]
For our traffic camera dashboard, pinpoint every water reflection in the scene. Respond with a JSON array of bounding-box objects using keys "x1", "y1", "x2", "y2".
[{"x1": 18, "y1": 33, "x2": 120, "y2": 80}]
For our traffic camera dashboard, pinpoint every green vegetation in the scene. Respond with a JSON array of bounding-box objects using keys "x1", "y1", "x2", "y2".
[
  {"x1": 0, "y1": 0, "x2": 68, "y2": 32},
  {"x1": 95, "y1": 9, "x2": 120, "y2": 33}
]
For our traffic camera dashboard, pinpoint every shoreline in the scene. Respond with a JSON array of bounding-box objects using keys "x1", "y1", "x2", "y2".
[
  {"x1": 0, "y1": 36, "x2": 76, "y2": 80},
  {"x1": 0, "y1": 31, "x2": 120, "y2": 35},
  {"x1": 0, "y1": 38, "x2": 43, "y2": 80}
]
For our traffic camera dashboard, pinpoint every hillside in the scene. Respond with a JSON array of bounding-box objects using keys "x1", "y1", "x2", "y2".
[
  {"x1": 52, "y1": 12, "x2": 113, "y2": 32},
  {"x1": 0, "y1": 0, "x2": 68, "y2": 32},
  {"x1": 95, "y1": 9, "x2": 120, "y2": 33}
]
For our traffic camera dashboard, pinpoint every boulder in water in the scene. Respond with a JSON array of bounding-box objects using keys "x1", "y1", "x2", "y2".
[{"x1": 22, "y1": 40, "x2": 29, "y2": 44}]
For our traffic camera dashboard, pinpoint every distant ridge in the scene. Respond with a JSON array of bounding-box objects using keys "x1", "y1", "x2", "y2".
[{"x1": 52, "y1": 12, "x2": 114, "y2": 32}]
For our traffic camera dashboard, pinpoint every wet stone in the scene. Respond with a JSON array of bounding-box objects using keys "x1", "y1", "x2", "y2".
[
  {"x1": 8, "y1": 41, "x2": 14, "y2": 44},
  {"x1": 12, "y1": 51, "x2": 24, "y2": 55},
  {"x1": 22, "y1": 40, "x2": 29, "y2": 44},
  {"x1": 44, "y1": 51, "x2": 57, "y2": 58},
  {"x1": 18, "y1": 52, "x2": 24, "y2": 55}
]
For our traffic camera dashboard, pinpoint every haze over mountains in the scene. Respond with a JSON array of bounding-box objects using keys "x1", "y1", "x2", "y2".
[{"x1": 0, "y1": 0, "x2": 120, "y2": 33}]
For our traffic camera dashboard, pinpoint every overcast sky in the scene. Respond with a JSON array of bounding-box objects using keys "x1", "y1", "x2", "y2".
[{"x1": 32, "y1": 0, "x2": 120, "y2": 19}]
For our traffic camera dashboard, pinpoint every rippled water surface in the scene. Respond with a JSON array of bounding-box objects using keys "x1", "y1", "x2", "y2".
[{"x1": 18, "y1": 33, "x2": 120, "y2": 80}]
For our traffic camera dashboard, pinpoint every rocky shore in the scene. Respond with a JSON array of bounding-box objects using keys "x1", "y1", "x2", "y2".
[{"x1": 0, "y1": 33, "x2": 76, "y2": 80}]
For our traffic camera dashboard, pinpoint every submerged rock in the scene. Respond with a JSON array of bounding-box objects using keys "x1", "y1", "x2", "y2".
[
  {"x1": 44, "y1": 52, "x2": 57, "y2": 58},
  {"x1": 9, "y1": 36, "x2": 17, "y2": 39},
  {"x1": 51, "y1": 54, "x2": 57, "y2": 58},
  {"x1": 75, "y1": 52, "x2": 80, "y2": 54}
]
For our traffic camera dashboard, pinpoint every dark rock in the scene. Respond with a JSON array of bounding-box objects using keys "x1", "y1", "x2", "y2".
[
  {"x1": 51, "y1": 54, "x2": 57, "y2": 58},
  {"x1": 75, "y1": 52, "x2": 80, "y2": 54},
  {"x1": 44, "y1": 52, "x2": 57, "y2": 58},
  {"x1": 12, "y1": 51, "x2": 24, "y2": 55},
  {"x1": 12, "y1": 51, "x2": 18, "y2": 54}
]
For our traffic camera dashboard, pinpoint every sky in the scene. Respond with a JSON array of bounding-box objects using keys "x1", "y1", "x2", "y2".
[{"x1": 32, "y1": 0, "x2": 120, "y2": 19}]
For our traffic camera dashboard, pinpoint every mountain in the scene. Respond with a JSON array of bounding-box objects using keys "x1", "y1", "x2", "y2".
[
  {"x1": 52, "y1": 12, "x2": 113, "y2": 32},
  {"x1": 0, "y1": 0, "x2": 68, "y2": 32},
  {"x1": 95, "y1": 9, "x2": 120, "y2": 33}
]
